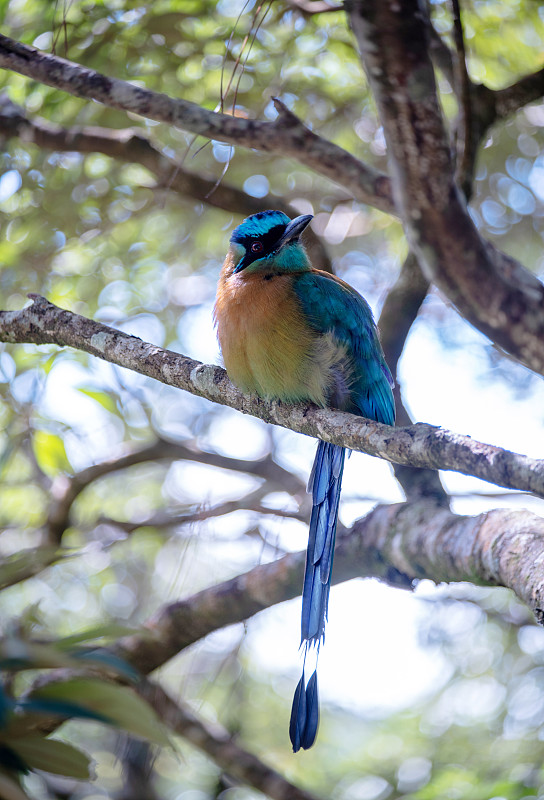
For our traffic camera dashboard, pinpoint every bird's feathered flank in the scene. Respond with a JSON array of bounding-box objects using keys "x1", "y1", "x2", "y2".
[
  {"x1": 214, "y1": 210, "x2": 395, "y2": 751},
  {"x1": 293, "y1": 269, "x2": 395, "y2": 423}
]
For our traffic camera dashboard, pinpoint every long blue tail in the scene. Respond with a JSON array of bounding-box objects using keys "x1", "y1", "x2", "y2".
[{"x1": 289, "y1": 440, "x2": 345, "y2": 752}]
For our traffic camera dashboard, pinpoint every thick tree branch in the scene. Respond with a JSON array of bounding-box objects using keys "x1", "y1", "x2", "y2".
[
  {"x1": 0, "y1": 95, "x2": 331, "y2": 272},
  {"x1": 19, "y1": 500, "x2": 544, "y2": 795},
  {"x1": 1, "y1": 296, "x2": 543, "y2": 496},
  {"x1": 348, "y1": 0, "x2": 544, "y2": 377},
  {"x1": 2, "y1": 33, "x2": 544, "y2": 373},
  {"x1": 119, "y1": 501, "x2": 544, "y2": 674},
  {"x1": 354, "y1": 503, "x2": 544, "y2": 622},
  {"x1": 0, "y1": 34, "x2": 394, "y2": 214}
]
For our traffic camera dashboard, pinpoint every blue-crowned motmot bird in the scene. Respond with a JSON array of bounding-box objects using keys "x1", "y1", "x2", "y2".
[{"x1": 214, "y1": 210, "x2": 395, "y2": 751}]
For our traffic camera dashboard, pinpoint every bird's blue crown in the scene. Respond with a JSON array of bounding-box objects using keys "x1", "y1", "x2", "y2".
[{"x1": 230, "y1": 210, "x2": 290, "y2": 246}]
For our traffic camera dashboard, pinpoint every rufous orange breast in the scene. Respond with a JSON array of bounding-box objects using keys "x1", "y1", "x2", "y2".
[{"x1": 215, "y1": 253, "x2": 320, "y2": 402}]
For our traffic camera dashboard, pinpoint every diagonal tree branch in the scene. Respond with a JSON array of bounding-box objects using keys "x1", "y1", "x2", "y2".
[
  {"x1": 347, "y1": 0, "x2": 544, "y2": 377},
  {"x1": 0, "y1": 34, "x2": 394, "y2": 214},
  {"x1": 1, "y1": 296, "x2": 542, "y2": 497},
  {"x1": 0, "y1": 95, "x2": 332, "y2": 272},
  {"x1": 16, "y1": 500, "x2": 544, "y2": 795},
  {"x1": 119, "y1": 500, "x2": 544, "y2": 675},
  {"x1": 139, "y1": 679, "x2": 324, "y2": 800},
  {"x1": 1, "y1": 31, "x2": 543, "y2": 376}
]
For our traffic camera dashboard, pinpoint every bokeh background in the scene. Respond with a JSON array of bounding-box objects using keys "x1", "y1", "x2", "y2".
[{"x1": 1, "y1": 0, "x2": 544, "y2": 797}]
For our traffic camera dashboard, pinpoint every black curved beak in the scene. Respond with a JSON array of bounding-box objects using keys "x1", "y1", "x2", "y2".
[{"x1": 275, "y1": 214, "x2": 313, "y2": 249}]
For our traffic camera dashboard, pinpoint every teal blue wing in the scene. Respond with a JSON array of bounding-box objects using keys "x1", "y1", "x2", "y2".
[{"x1": 293, "y1": 270, "x2": 395, "y2": 425}]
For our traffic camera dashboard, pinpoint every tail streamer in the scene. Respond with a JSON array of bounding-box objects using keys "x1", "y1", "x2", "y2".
[{"x1": 290, "y1": 441, "x2": 345, "y2": 752}]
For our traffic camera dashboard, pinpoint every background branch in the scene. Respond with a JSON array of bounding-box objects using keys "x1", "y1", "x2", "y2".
[
  {"x1": 139, "y1": 679, "x2": 324, "y2": 800},
  {"x1": 0, "y1": 95, "x2": 332, "y2": 272},
  {"x1": 284, "y1": 0, "x2": 342, "y2": 14},
  {"x1": 493, "y1": 66, "x2": 544, "y2": 122},
  {"x1": 378, "y1": 252, "x2": 430, "y2": 380},
  {"x1": 113, "y1": 501, "x2": 544, "y2": 672},
  {"x1": 45, "y1": 436, "x2": 306, "y2": 545},
  {"x1": 97, "y1": 489, "x2": 308, "y2": 535},
  {"x1": 0, "y1": 34, "x2": 395, "y2": 215},
  {"x1": 2, "y1": 30, "x2": 543, "y2": 377},
  {"x1": 428, "y1": 18, "x2": 455, "y2": 86},
  {"x1": 451, "y1": 0, "x2": 474, "y2": 198}
]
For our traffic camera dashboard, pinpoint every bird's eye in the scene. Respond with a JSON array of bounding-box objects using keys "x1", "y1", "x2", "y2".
[{"x1": 251, "y1": 241, "x2": 264, "y2": 253}]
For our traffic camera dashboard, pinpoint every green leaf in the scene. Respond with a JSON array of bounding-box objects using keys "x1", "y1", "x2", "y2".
[
  {"x1": 30, "y1": 680, "x2": 169, "y2": 747},
  {"x1": 71, "y1": 649, "x2": 140, "y2": 683},
  {"x1": 9, "y1": 737, "x2": 92, "y2": 779},
  {"x1": 0, "y1": 636, "x2": 138, "y2": 685},
  {"x1": 0, "y1": 547, "x2": 62, "y2": 590},
  {"x1": 31, "y1": 430, "x2": 70, "y2": 476},
  {"x1": 0, "y1": 640, "x2": 77, "y2": 672},
  {"x1": 39, "y1": 352, "x2": 59, "y2": 376},
  {"x1": 77, "y1": 387, "x2": 118, "y2": 414},
  {"x1": 58, "y1": 623, "x2": 137, "y2": 648}
]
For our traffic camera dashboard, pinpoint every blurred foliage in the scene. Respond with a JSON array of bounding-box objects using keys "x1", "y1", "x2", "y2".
[
  {"x1": 0, "y1": 628, "x2": 165, "y2": 799},
  {"x1": 0, "y1": 0, "x2": 543, "y2": 798}
]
